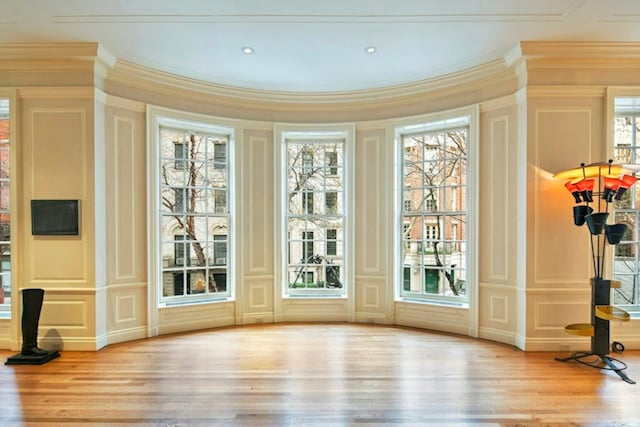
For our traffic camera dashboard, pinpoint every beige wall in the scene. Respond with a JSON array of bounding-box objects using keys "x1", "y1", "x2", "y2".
[
  {"x1": 1, "y1": 42, "x2": 639, "y2": 352},
  {"x1": 104, "y1": 97, "x2": 148, "y2": 344},
  {"x1": 18, "y1": 88, "x2": 99, "y2": 350}
]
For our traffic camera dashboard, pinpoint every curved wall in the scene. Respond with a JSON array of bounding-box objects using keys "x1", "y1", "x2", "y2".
[{"x1": 2, "y1": 41, "x2": 640, "y2": 352}]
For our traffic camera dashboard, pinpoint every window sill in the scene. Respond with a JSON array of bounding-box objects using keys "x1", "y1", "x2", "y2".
[
  {"x1": 398, "y1": 297, "x2": 469, "y2": 310},
  {"x1": 284, "y1": 294, "x2": 347, "y2": 299},
  {"x1": 160, "y1": 296, "x2": 234, "y2": 308}
]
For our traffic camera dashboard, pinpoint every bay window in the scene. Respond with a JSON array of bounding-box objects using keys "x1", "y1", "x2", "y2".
[
  {"x1": 279, "y1": 126, "x2": 352, "y2": 296},
  {"x1": 396, "y1": 113, "x2": 473, "y2": 303},
  {"x1": 151, "y1": 111, "x2": 233, "y2": 304}
]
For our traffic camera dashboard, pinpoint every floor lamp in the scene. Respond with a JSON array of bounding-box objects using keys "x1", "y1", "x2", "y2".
[{"x1": 554, "y1": 160, "x2": 637, "y2": 384}]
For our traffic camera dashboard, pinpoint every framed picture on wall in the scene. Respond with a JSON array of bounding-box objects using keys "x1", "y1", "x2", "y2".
[{"x1": 31, "y1": 199, "x2": 80, "y2": 236}]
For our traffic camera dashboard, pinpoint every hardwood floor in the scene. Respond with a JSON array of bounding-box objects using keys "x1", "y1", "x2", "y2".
[{"x1": 1, "y1": 323, "x2": 639, "y2": 426}]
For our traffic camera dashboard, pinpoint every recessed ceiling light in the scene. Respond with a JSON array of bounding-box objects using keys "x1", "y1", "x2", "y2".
[
  {"x1": 364, "y1": 46, "x2": 377, "y2": 54},
  {"x1": 241, "y1": 46, "x2": 254, "y2": 54}
]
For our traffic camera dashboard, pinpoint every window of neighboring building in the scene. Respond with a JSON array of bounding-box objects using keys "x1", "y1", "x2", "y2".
[
  {"x1": 154, "y1": 116, "x2": 233, "y2": 304},
  {"x1": 302, "y1": 190, "x2": 314, "y2": 214},
  {"x1": 0, "y1": 97, "x2": 10, "y2": 315},
  {"x1": 612, "y1": 97, "x2": 640, "y2": 310},
  {"x1": 214, "y1": 189, "x2": 226, "y2": 213},
  {"x1": 280, "y1": 128, "x2": 350, "y2": 295},
  {"x1": 174, "y1": 142, "x2": 187, "y2": 170},
  {"x1": 326, "y1": 152, "x2": 338, "y2": 176},
  {"x1": 214, "y1": 142, "x2": 226, "y2": 169},
  {"x1": 325, "y1": 191, "x2": 338, "y2": 214},
  {"x1": 397, "y1": 114, "x2": 471, "y2": 302},
  {"x1": 326, "y1": 229, "x2": 337, "y2": 256},
  {"x1": 174, "y1": 234, "x2": 190, "y2": 266},
  {"x1": 302, "y1": 231, "x2": 314, "y2": 261}
]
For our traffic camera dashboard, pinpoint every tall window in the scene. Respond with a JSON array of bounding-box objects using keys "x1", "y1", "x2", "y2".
[
  {"x1": 156, "y1": 118, "x2": 232, "y2": 303},
  {"x1": 0, "y1": 97, "x2": 10, "y2": 313},
  {"x1": 284, "y1": 133, "x2": 346, "y2": 294},
  {"x1": 397, "y1": 115, "x2": 470, "y2": 302},
  {"x1": 613, "y1": 97, "x2": 640, "y2": 309}
]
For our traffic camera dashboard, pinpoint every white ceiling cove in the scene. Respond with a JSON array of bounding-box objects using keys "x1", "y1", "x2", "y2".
[{"x1": 1, "y1": 0, "x2": 639, "y2": 93}]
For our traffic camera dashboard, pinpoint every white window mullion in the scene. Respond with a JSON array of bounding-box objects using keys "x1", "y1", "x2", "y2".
[
  {"x1": 397, "y1": 116, "x2": 471, "y2": 303},
  {"x1": 277, "y1": 126, "x2": 353, "y2": 298}
]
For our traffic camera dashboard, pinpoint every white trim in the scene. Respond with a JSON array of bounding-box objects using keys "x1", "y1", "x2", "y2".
[
  {"x1": 608, "y1": 88, "x2": 640, "y2": 309},
  {"x1": 146, "y1": 105, "x2": 238, "y2": 336},
  {"x1": 274, "y1": 122, "x2": 355, "y2": 319},
  {"x1": 390, "y1": 105, "x2": 479, "y2": 335},
  {"x1": 0, "y1": 89, "x2": 16, "y2": 344}
]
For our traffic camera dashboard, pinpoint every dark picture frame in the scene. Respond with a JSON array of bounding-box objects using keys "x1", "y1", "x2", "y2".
[{"x1": 31, "y1": 199, "x2": 80, "y2": 236}]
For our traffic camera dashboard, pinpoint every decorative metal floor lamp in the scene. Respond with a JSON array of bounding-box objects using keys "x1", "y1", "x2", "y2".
[{"x1": 554, "y1": 160, "x2": 637, "y2": 384}]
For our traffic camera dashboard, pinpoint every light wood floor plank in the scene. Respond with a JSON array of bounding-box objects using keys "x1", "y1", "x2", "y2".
[{"x1": 1, "y1": 323, "x2": 639, "y2": 426}]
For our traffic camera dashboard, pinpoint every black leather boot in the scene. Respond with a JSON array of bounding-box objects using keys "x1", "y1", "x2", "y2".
[
  {"x1": 20, "y1": 288, "x2": 49, "y2": 356},
  {"x1": 5, "y1": 288, "x2": 59, "y2": 365}
]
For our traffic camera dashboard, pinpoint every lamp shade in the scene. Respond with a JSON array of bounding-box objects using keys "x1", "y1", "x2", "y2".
[
  {"x1": 603, "y1": 175, "x2": 622, "y2": 190},
  {"x1": 585, "y1": 212, "x2": 609, "y2": 235},
  {"x1": 615, "y1": 174, "x2": 639, "y2": 200},
  {"x1": 573, "y1": 205, "x2": 593, "y2": 226},
  {"x1": 605, "y1": 223, "x2": 628, "y2": 245},
  {"x1": 603, "y1": 175, "x2": 622, "y2": 202},
  {"x1": 621, "y1": 174, "x2": 638, "y2": 187},
  {"x1": 574, "y1": 178, "x2": 595, "y2": 202},
  {"x1": 564, "y1": 181, "x2": 582, "y2": 203}
]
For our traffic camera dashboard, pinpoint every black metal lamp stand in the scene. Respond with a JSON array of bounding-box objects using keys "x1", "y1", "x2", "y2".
[{"x1": 554, "y1": 161, "x2": 636, "y2": 384}]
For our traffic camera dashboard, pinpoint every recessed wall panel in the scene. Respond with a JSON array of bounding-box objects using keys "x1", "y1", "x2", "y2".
[
  {"x1": 31, "y1": 239, "x2": 86, "y2": 281},
  {"x1": 30, "y1": 109, "x2": 86, "y2": 195},
  {"x1": 356, "y1": 131, "x2": 385, "y2": 275},
  {"x1": 115, "y1": 295, "x2": 136, "y2": 323},
  {"x1": 488, "y1": 116, "x2": 509, "y2": 281},
  {"x1": 245, "y1": 132, "x2": 274, "y2": 275},
  {"x1": 534, "y1": 109, "x2": 594, "y2": 283},
  {"x1": 114, "y1": 116, "x2": 136, "y2": 280},
  {"x1": 40, "y1": 300, "x2": 88, "y2": 328}
]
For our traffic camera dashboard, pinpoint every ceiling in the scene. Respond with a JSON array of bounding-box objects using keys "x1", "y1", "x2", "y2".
[{"x1": 1, "y1": 0, "x2": 640, "y2": 93}]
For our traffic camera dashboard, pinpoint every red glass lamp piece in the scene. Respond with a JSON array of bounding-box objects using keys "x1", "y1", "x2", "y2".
[
  {"x1": 615, "y1": 174, "x2": 639, "y2": 200},
  {"x1": 574, "y1": 178, "x2": 595, "y2": 202},
  {"x1": 603, "y1": 175, "x2": 622, "y2": 202},
  {"x1": 564, "y1": 180, "x2": 582, "y2": 203}
]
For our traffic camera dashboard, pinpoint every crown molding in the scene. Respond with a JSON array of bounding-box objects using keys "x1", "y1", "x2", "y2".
[
  {"x1": 108, "y1": 57, "x2": 511, "y2": 105},
  {"x1": 519, "y1": 41, "x2": 640, "y2": 58},
  {"x1": 16, "y1": 86, "x2": 96, "y2": 99},
  {"x1": 0, "y1": 43, "x2": 116, "y2": 89},
  {"x1": 0, "y1": 42, "x2": 116, "y2": 66},
  {"x1": 526, "y1": 85, "x2": 607, "y2": 98},
  {"x1": 0, "y1": 42, "x2": 517, "y2": 112}
]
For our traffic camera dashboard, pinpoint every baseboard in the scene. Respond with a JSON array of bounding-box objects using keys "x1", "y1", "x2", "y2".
[{"x1": 107, "y1": 326, "x2": 148, "y2": 346}]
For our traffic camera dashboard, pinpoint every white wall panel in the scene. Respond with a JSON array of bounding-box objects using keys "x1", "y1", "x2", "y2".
[
  {"x1": 113, "y1": 116, "x2": 137, "y2": 280},
  {"x1": 357, "y1": 134, "x2": 385, "y2": 275},
  {"x1": 104, "y1": 100, "x2": 148, "y2": 346},
  {"x1": 533, "y1": 108, "x2": 596, "y2": 285},
  {"x1": 244, "y1": 133, "x2": 274, "y2": 275},
  {"x1": 487, "y1": 116, "x2": 509, "y2": 282}
]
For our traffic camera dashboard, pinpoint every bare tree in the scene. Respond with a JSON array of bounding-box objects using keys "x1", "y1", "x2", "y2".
[
  {"x1": 402, "y1": 129, "x2": 467, "y2": 295},
  {"x1": 161, "y1": 133, "x2": 222, "y2": 293},
  {"x1": 286, "y1": 142, "x2": 343, "y2": 288}
]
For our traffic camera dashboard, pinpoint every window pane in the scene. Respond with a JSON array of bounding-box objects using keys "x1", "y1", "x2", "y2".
[
  {"x1": 399, "y1": 122, "x2": 469, "y2": 300},
  {"x1": 613, "y1": 104, "x2": 640, "y2": 306},
  {"x1": 0, "y1": 98, "x2": 10, "y2": 309},
  {"x1": 158, "y1": 123, "x2": 231, "y2": 303},
  {"x1": 286, "y1": 137, "x2": 345, "y2": 294}
]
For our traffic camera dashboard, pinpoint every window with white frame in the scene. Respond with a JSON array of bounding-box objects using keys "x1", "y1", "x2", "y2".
[
  {"x1": 155, "y1": 116, "x2": 232, "y2": 303},
  {"x1": 282, "y1": 131, "x2": 348, "y2": 295},
  {"x1": 0, "y1": 97, "x2": 11, "y2": 314},
  {"x1": 612, "y1": 97, "x2": 640, "y2": 310},
  {"x1": 398, "y1": 115, "x2": 470, "y2": 301}
]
